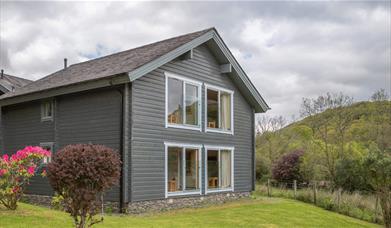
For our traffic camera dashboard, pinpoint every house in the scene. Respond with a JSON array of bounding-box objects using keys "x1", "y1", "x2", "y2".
[
  {"x1": 0, "y1": 28, "x2": 269, "y2": 212},
  {"x1": 0, "y1": 70, "x2": 32, "y2": 95}
]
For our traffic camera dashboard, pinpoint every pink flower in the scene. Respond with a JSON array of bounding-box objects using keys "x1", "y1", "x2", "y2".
[
  {"x1": 0, "y1": 169, "x2": 7, "y2": 176},
  {"x1": 2, "y1": 154, "x2": 9, "y2": 162},
  {"x1": 27, "y1": 166, "x2": 35, "y2": 175}
]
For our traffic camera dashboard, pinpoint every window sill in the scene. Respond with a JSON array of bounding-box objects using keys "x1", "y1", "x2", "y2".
[
  {"x1": 166, "y1": 190, "x2": 202, "y2": 198},
  {"x1": 41, "y1": 117, "x2": 53, "y2": 122},
  {"x1": 205, "y1": 188, "x2": 233, "y2": 194},
  {"x1": 166, "y1": 124, "x2": 202, "y2": 132},
  {"x1": 205, "y1": 128, "x2": 233, "y2": 135}
]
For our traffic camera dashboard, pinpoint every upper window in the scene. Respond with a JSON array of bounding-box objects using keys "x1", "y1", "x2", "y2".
[
  {"x1": 165, "y1": 143, "x2": 201, "y2": 197},
  {"x1": 41, "y1": 100, "x2": 54, "y2": 121},
  {"x1": 205, "y1": 85, "x2": 233, "y2": 134},
  {"x1": 166, "y1": 73, "x2": 201, "y2": 130}
]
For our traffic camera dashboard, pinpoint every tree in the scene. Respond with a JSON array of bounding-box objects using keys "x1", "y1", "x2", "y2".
[
  {"x1": 300, "y1": 92, "x2": 354, "y2": 183},
  {"x1": 335, "y1": 157, "x2": 369, "y2": 192},
  {"x1": 371, "y1": 88, "x2": 389, "y2": 102},
  {"x1": 47, "y1": 144, "x2": 121, "y2": 228},
  {"x1": 363, "y1": 145, "x2": 391, "y2": 227},
  {"x1": 272, "y1": 150, "x2": 305, "y2": 184},
  {"x1": 256, "y1": 115, "x2": 287, "y2": 179}
]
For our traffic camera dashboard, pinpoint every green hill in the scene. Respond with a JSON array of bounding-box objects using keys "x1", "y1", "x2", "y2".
[{"x1": 256, "y1": 100, "x2": 391, "y2": 182}]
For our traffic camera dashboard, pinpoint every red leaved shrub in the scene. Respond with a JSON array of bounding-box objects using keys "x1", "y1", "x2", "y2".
[
  {"x1": 47, "y1": 144, "x2": 121, "y2": 228},
  {"x1": 272, "y1": 150, "x2": 304, "y2": 184}
]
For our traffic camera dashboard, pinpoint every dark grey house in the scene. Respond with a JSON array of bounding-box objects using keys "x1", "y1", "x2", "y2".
[{"x1": 0, "y1": 28, "x2": 269, "y2": 210}]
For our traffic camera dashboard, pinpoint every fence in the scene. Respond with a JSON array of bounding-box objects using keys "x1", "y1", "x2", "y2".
[{"x1": 257, "y1": 179, "x2": 382, "y2": 225}]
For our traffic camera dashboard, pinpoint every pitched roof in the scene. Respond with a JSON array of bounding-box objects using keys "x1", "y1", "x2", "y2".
[
  {"x1": 0, "y1": 28, "x2": 269, "y2": 112},
  {"x1": 0, "y1": 28, "x2": 213, "y2": 99},
  {"x1": 0, "y1": 73, "x2": 33, "y2": 93}
]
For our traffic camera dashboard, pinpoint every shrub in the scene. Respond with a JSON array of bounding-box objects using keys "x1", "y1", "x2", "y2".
[
  {"x1": 0, "y1": 146, "x2": 51, "y2": 210},
  {"x1": 335, "y1": 158, "x2": 370, "y2": 192},
  {"x1": 272, "y1": 150, "x2": 304, "y2": 184},
  {"x1": 47, "y1": 144, "x2": 121, "y2": 228}
]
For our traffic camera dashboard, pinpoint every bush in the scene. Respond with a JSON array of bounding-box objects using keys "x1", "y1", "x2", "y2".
[
  {"x1": 47, "y1": 144, "x2": 121, "y2": 228},
  {"x1": 335, "y1": 158, "x2": 370, "y2": 192},
  {"x1": 272, "y1": 150, "x2": 304, "y2": 184},
  {"x1": 0, "y1": 146, "x2": 50, "y2": 210}
]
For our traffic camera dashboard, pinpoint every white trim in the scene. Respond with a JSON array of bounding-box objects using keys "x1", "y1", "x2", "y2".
[
  {"x1": 165, "y1": 72, "x2": 202, "y2": 131},
  {"x1": 204, "y1": 84, "x2": 234, "y2": 135},
  {"x1": 204, "y1": 145, "x2": 235, "y2": 194},
  {"x1": 165, "y1": 142, "x2": 203, "y2": 198},
  {"x1": 39, "y1": 142, "x2": 54, "y2": 164}
]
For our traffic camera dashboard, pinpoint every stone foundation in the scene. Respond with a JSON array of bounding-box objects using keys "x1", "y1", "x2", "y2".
[
  {"x1": 21, "y1": 192, "x2": 250, "y2": 214},
  {"x1": 126, "y1": 192, "x2": 250, "y2": 214},
  {"x1": 21, "y1": 194, "x2": 52, "y2": 208}
]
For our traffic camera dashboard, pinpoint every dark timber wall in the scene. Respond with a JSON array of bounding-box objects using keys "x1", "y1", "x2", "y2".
[
  {"x1": 1, "y1": 88, "x2": 122, "y2": 201},
  {"x1": 130, "y1": 44, "x2": 254, "y2": 201}
]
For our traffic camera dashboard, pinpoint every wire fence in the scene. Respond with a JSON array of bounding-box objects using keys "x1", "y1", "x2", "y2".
[{"x1": 256, "y1": 179, "x2": 383, "y2": 225}]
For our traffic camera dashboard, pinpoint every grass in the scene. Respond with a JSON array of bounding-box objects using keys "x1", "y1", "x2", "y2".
[
  {"x1": 0, "y1": 197, "x2": 380, "y2": 228},
  {"x1": 255, "y1": 184, "x2": 382, "y2": 225}
]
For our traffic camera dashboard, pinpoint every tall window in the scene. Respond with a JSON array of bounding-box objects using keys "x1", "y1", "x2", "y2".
[
  {"x1": 166, "y1": 73, "x2": 201, "y2": 130},
  {"x1": 206, "y1": 147, "x2": 233, "y2": 192},
  {"x1": 206, "y1": 85, "x2": 233, "y2": 133},
  {"x1": 41, "y1": 100, "x2": 54, "y2": 121},
  {"x1": 166, "y1": 144, "x2": 201, "y2": 196}
]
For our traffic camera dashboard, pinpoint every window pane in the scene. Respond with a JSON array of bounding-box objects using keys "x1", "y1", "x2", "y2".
[
  {"x1": 167, "y1": 78, "x2": 183, "y2": 124},
  {"x1": 43, "y1": 101, "x2": 53, "y2": 118},
  {"x1": 185, "y1": 84, "x2": 198, "y2": 126},
  {"x1": 185, "y1": 148, "x2": 199, "y2": 191},
  {"x1": 167, "y1": 147, "x2": 183, "y2": 192},
  {"x1": 207, "y1": 150, "x2": 219, "y2": 189},
  {"x1": 207, "y1": 89, "x2": 219, "y2": 129},
  {"x1": 220, "y1": 150, "x2": 232, "y2": 188},
  {"x1": 220, "y1": 92, "x2": 231, "y2": 130}
]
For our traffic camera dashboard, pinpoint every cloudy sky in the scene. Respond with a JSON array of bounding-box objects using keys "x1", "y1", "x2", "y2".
[{"x1": 1, "y1": 1, "x2": 390, "y2": 119}]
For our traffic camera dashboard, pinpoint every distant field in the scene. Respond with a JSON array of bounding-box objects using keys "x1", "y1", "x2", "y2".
[{"x1": 0, "y1": 197, "x2": 379, "y2": 228}]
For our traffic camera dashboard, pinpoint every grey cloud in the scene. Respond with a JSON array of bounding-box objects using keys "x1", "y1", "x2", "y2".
[{"x1": 1, "y1": 1, "x2": 389, "y2": 118}]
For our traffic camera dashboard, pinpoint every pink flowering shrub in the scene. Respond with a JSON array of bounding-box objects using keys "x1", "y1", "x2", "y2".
[{"x1": 0, "y1": 146, "x2": 51, "y2": 210}]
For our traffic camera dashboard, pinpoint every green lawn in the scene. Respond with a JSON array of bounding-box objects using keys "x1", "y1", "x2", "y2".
[{"x1": 0, "y1": 197, "x2": 380, "y2": 228}]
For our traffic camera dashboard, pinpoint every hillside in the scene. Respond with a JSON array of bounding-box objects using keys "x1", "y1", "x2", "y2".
[{"x1": 256, "y1": 100, "x2": 391, "y2": 182}]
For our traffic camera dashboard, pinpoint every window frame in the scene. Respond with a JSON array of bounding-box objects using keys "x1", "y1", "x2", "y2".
[
  {"x1": 164, "y1": 142, "x2": 202, "y2": 198},
  {"x1": 165, "y1": 72, "x2": 202, "y2": 131},
  {"x1": 41, "y1": 99, "x2": 54, "y2": 122},
  {"x1": 39, "y1": 142, "x2": 54, "y2": 164},
  {"x1": 204, "y1": 84, "x2": 234, "y2": 135},
  {"x1": 204, "y1": 145, "x2": 234, "y2": 194}
]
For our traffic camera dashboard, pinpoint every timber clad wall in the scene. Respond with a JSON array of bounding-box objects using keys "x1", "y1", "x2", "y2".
[
  {"x1": 1, "y1": 88, "x2": 122, "y2": 200},
  {"x1": 130, "y1": 44, "x2": 253, "y2": 201}
]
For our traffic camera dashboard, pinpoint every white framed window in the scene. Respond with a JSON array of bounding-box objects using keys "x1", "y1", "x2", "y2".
[
  {"x1": 165, "y1": 142, "x2": 202, "y2": 198},
  {"x1": 41, "y1": 100, "x2": 54, "y2": 121},
  {"x1": 40, "y1": 142, "x2": 54, "y2": 164},
  {"x1": 165, "y1": 72, "x2": 202, "y2": 131},
  {"x1": 204, "y1": 146, "x2": 234, "y2": 194},
  {"x1": 205, "y1": 84, "x2": 234, "y2": 134}
]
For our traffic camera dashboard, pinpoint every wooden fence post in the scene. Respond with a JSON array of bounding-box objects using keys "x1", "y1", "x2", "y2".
[
  {"x1": 374, "y1": 194, "x2": 379, "y2": 223},
  {"x1": 267, "y1": 179, "x2": 271, "y2": 197},
  {"x1": 313, "y1": 181, "x2": 317, "y2": 205},
  {"x1": 293, "y1": 180, "x2": 297, "y2": 199},
  {"x1": 337, "y1": 188, "x2": 341, "y2": 210}
]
